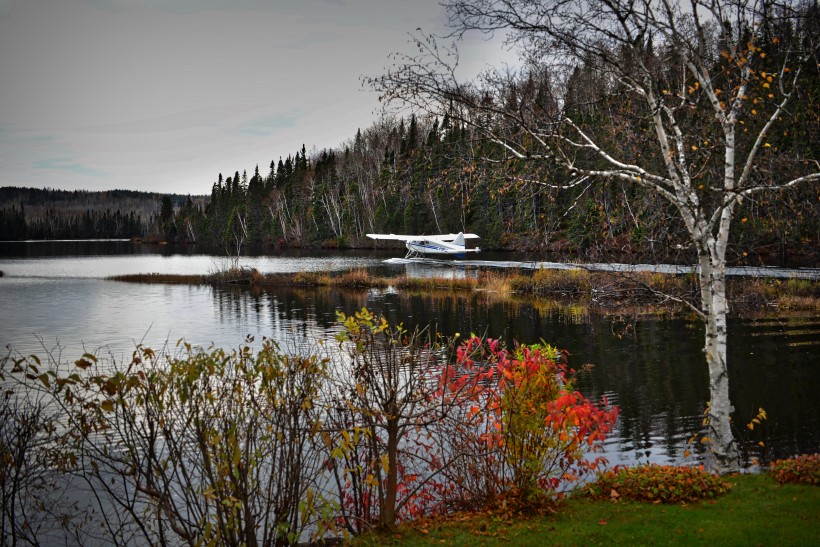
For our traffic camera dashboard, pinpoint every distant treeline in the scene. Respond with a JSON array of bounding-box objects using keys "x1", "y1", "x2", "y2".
[{"x1": 0, "y1": 187, "x2": 203, "y2": 241}]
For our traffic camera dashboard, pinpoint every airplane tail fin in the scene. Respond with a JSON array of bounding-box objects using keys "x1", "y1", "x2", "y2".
[{"x1": 453, "y1": 232, "x2": 465, "y2": 247}]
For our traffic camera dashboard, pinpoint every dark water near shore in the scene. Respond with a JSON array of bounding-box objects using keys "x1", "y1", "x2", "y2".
[{"x1": 1, "y1": 240, "x2": 818, "y2": 467}]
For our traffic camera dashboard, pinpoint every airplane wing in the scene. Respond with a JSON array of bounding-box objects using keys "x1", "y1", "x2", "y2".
[
  {"x1": 366, "y1": 233, "x2": 423, "y2": 242},
  {"x1": 424, "y1": 233, "x2": 480, "y2": 242}
]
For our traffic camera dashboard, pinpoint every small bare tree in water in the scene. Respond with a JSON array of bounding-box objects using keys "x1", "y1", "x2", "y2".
[
  {"x1": 323, "y1": 309, "x2": 447, "y2": 532},
  {"x1": 369, "y1": 0, "x2": 820, "y2": 474}
]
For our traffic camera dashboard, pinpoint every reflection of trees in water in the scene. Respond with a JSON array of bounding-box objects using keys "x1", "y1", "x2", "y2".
[
  {"x1": 726, "y1": 317, "x2": 820, "y2": 461},
  {"x1": 211, "y1": 285, "x2": 372, "y2": 343},
  {"x1": 208, "y1": 285, "x2": 819, "y2": 465}
]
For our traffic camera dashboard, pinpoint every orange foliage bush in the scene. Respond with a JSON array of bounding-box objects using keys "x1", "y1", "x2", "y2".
[
  {"x1": 584, "y1": 464, "x2": 731, "y2": 503},
  {"x1": 770, "y1": 454, "x2": 820, "y2": 486}
]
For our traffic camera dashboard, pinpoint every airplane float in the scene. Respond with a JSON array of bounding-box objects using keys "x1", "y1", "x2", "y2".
[{"x1": 366, "y1": 232, "x2": 480, "y2": 259}]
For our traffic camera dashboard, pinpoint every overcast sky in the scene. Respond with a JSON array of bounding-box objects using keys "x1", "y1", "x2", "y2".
[{"x1": 0, "y1": 0, "x2": 513, "y2": 195}]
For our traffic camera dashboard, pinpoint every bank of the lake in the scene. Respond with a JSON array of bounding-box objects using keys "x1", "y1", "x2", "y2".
[
  {"x1": 352, "y1": 473, "x2": 819, "y2": 546},
  {"x1": 108, "y1": 267, "x2": 820, "y2": 314}
]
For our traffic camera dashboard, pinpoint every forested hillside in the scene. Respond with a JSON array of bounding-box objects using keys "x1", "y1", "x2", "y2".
[
  {"x1": 0, "y1": 188, "x2": 203, "y2": 241},
  {"x1": 186, "y1": 109, "x2": 817, "y2": 263}
]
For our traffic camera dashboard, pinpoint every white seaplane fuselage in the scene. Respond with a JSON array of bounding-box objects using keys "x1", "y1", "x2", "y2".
[{"x1": 366, "y1": 232, "x2": 480, "y2": 259}]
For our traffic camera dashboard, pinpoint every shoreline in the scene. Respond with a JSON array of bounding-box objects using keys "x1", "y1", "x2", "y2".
[{"x1": 107, "y1": 267, "x2": 820, "y2": 315}]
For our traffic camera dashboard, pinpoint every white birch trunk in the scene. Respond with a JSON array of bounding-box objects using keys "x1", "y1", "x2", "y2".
[
  {"x1": 185, "y1": 218, "x2": 196, "y2": 242},
  {"x1": 697, "y1": 246, "x2": 738, "y2": 473}
]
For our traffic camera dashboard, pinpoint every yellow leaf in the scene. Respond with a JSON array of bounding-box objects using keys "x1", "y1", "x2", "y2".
[
  {"x1": 100, "y1": 400, "x2": 115, "y2": 412},
  {"x1": 381, "y1": 454, "x2": 390, "y2": 473}
]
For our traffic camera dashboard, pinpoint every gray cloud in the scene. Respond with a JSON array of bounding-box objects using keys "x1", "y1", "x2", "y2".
[
  {"x1": 33, "y1": 157, "x2": 109, "y2": 177},
  {"x1": 272, "y1": 31, "x2": 340, "y2": 50},
  {"x1": 83, "y1": 0, "x2": 279, "y2": 14},
  {"x1": 238, "y1": 111, "x2": 302, "y2": 137},
  {"x1": 0, "y1": 0, "x2": 514, "y2": 194}
]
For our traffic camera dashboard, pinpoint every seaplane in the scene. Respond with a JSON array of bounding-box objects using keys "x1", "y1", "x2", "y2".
[{"x1": 366, "y1": 232, "x2": 480, "y2": 259}]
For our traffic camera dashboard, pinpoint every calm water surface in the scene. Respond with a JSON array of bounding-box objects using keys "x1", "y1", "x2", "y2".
[{"x1": 1, "y1": 241, "x2": 818, "y2": 467}]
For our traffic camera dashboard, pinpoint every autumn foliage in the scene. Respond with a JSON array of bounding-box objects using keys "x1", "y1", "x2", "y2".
[
  {"x1": 770, "y1": 454, "x2": 820, "y2": 486},
  {"x1": 584, "y1": 464, "x2": 731, "y2": 504},
  {"x1": 319, "y1": 311, "x2": 618, "y2": 532},
  {"x1": 2, "y1": 309, "x2": 619, "y2": 543},
  {"x1": 426, "y1": 336, "x2": 619, "y2": 512}
]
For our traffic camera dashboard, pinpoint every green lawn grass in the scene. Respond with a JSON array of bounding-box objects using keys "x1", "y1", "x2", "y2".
[{"x1": 353, "y1": 474, "x2": 818, "y2": 546}]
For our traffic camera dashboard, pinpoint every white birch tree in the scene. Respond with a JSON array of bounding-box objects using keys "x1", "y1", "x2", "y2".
[{"x1": 370, "y1": 0, "x2": 819, "y2": 473}]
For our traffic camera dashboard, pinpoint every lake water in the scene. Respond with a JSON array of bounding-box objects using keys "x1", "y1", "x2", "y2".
[{"x1": 1, "y1": 240, "x2": 818, "y2": 468}]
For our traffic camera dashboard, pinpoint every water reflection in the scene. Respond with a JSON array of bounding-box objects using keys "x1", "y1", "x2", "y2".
[
  {"x1": 205, "y1": 285, "x2": 819, "y2": 466},
  {"x1": 2, "y1": 241, "x2": 817, "y2": 468}
]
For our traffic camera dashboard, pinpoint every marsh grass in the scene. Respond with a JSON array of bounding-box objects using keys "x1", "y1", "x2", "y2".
[
  {"x1": 728, "y1": 277, "x2": 820, "y2": 311},
  {"x1": 510, "y1": 267, "x2": 593, "y2": 295},
  {"x1": 108, "y1": 267, "x2": 818, "y2": 312},
  {"x1": 205, "y1": 267, "x2": 264, "y2": 285},
  {"x1": 289, "y1": 271, "x2": 332, "y2": 286},
  {"x1": 332, "y1": 269, "x2": 388, "y2": 289}
]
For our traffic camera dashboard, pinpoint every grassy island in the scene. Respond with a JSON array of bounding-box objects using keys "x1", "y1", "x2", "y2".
[{"x1": 109, "y1": 266, "x2": 819, "y2": 313}]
